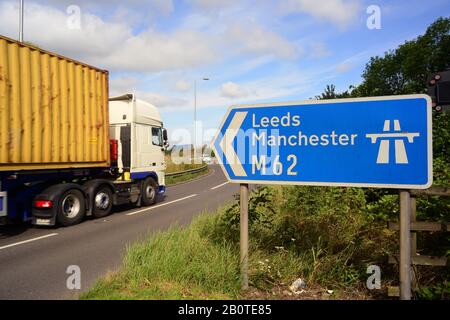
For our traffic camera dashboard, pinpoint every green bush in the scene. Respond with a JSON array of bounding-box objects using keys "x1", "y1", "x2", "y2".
[
  {"x1": 417, "y1": 281, "x2": 450, "y2": 300},
  {"x1": 201, "y1": 185, "x2": 396, "y2": 289}
]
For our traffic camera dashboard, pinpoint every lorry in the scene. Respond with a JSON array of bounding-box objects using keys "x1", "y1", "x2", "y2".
[{"x1": 0, "y1": 35, "x2": 168, "y2": 226}]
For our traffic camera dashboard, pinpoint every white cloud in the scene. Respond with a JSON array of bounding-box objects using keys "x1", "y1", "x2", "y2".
[
  {"x1": 110, "y1": 77, "x2": 191, "y2": 110},
  {"x1": 220, "y1": 82, "x2": 248, "y2": 98},
  {"x1": 138, "y1": 92, "x2": 188, "y2": 109},
  {"x1": 280, "y1": 0, "x2": 361, "y2": 27},
  {"x1": 100, "y1": 29, "x2": 217, "y2": 72},
  {"x1": 0, "y1": 2, "x2": 126, "y2": 58},
  {"x1": 148, "y1": 0, "x2": 174, "y2": 15},
  {"x1": 149, "y1": 63, "x2": 344, "y2": 114},
  {"x1": 0, "y1": 1, "x2": 215, "y2": 72},
  {"x1": 180, "y1": 13, "x2": 214, "y2": 31},
  {"x1": 309, "y1": 42, "x2": 331, "y2": 58},
  {"x1": 333, "y1": 50, "x2": 370, "y2": 74},
  {"x1": 0, "y1": 1, "x2": 300, "y2": 74},
  {"x1": 34, "y1": 0, "x2": 174, "y2": 16},
  {"x1": 336, "y1": 62, "x2": 352, "y2": 73},
  {"x1": 175, "y1": 80, "x2": 192, "y2": 92},
  {"x1": 223, "y1": 22, "x2": 299, "y2": 59},
  {"x1": 187, "y1": 0, "x2": 241, "y2": 11},
  {"x1": 110, "y1": 76, "x2": 141, "y2": 96},
  {"x1": 195, "y1": 64, "x2": 343, "y2": 112}
]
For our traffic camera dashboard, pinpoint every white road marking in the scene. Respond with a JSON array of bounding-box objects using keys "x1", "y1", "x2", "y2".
[
  {"x1": 211, "y1": 182, "x2": 229, "y2": 190},
  {"x1": 125, "y1": 194, "x2": 198, "y2": 216},
  {"x1": 0, "y1": 233, "x2": 58, "y2": 251}
]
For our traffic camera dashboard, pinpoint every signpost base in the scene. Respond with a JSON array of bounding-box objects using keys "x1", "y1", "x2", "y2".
[
  {"x1": 399, "y1": 190, "x2": 412, "y2": 300},
  {"x1": 240, "y1": 184, "x2": 249, "y2": 291}
]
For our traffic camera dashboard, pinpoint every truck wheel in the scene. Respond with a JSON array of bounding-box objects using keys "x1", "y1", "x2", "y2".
[
  {"x1": 92, "y1": 186, "x2": 113, "y2": 218},
  {"x1": 56, "y1": 189, "x2": 86, "y2": 227},
  {"x1": 141, "y1": 177, "x2": 157, "y2": 206}
]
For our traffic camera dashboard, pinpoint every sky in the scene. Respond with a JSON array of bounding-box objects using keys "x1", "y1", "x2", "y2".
[{"x1": 0, "y1": 0, "x2": 449, "y2": 146}]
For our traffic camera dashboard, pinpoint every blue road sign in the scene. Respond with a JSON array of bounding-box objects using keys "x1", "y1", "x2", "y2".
[{"x1": 212, "y1": 95, "x2": 432, "y2": 189}]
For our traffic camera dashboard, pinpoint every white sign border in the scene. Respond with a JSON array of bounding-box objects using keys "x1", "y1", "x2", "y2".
[{"x1": 211, "y1": 94, "x2": 433, "y2": 190}]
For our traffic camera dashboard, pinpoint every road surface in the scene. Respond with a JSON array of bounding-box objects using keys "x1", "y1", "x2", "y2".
[{"x1": 0, "y1": 165, "x2": 238, "y2": 299}]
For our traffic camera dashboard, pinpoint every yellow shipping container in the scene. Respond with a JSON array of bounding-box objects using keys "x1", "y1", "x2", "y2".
[{"x1": 0, "y1": 35, "x2": 110, "y2": 171}]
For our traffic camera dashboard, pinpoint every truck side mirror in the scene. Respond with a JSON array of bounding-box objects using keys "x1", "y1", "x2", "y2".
[{"x1": 163, "y1": 128, "x2": 169, "y2": 148}]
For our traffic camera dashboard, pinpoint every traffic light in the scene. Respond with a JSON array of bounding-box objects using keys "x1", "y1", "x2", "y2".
[{"x1": 427, "y1": 70, "x2": 450, "y2": 112}]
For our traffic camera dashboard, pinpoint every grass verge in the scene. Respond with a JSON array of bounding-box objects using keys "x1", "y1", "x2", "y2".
[
  {"x1": 80, "y1": 214, "x2": 241, "y2": 300},
  {"x1": 165, "y1": 167, "x2": 210, "y2": 186},
  {"x1": 81, "y1": 201, "x2": 374, "y2": 300},
  {"x1": 83, "y1": 184, "x2": 449, "y2": 300}
]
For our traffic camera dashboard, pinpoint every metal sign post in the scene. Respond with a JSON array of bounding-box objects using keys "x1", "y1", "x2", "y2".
[
  {"x1": 240, "y1": 184, "x2": 249, "y2": 290},
  {"x1": 399, "y1": 190, "x2": 412, "y2": 300}
]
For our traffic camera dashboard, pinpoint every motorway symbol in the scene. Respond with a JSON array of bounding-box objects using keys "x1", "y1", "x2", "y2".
[
  {"x1": 212, "y1": 94, "x2": 432, "y2": 189},
  {"x1": 366, "y1": 120, "x2": 420, "y2": 164}
]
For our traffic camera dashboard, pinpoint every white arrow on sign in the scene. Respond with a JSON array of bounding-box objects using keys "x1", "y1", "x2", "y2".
[{"x1": 218, "y1": 111, "x2": 248, "y2": 177}]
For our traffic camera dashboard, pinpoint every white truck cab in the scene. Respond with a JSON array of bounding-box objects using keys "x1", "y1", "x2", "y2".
[{"x1": 109, "y1": 94, "x2": 167, "y2": 190}]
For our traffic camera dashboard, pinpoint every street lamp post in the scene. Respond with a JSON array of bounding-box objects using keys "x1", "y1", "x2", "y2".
[{"x1": 19, "y1": 0, "x2": 24, "y2": 42}]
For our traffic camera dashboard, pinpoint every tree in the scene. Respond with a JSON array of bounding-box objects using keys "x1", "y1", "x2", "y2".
[
  {"x1": 319, "y1": 17, "x2": 449, "y2": 171},
  {"x1": 315, "y1": 84, "x2": 337, "y2": 99},
  {"x1": 316, "y1": 17, "x2": 450, "y2": 219},
  {"x1": 315, "y1": 84, "x2": 350, "y2": 100},
  {"x1": 352, "y1": 17, "x2": 450, "y2": 97}
]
